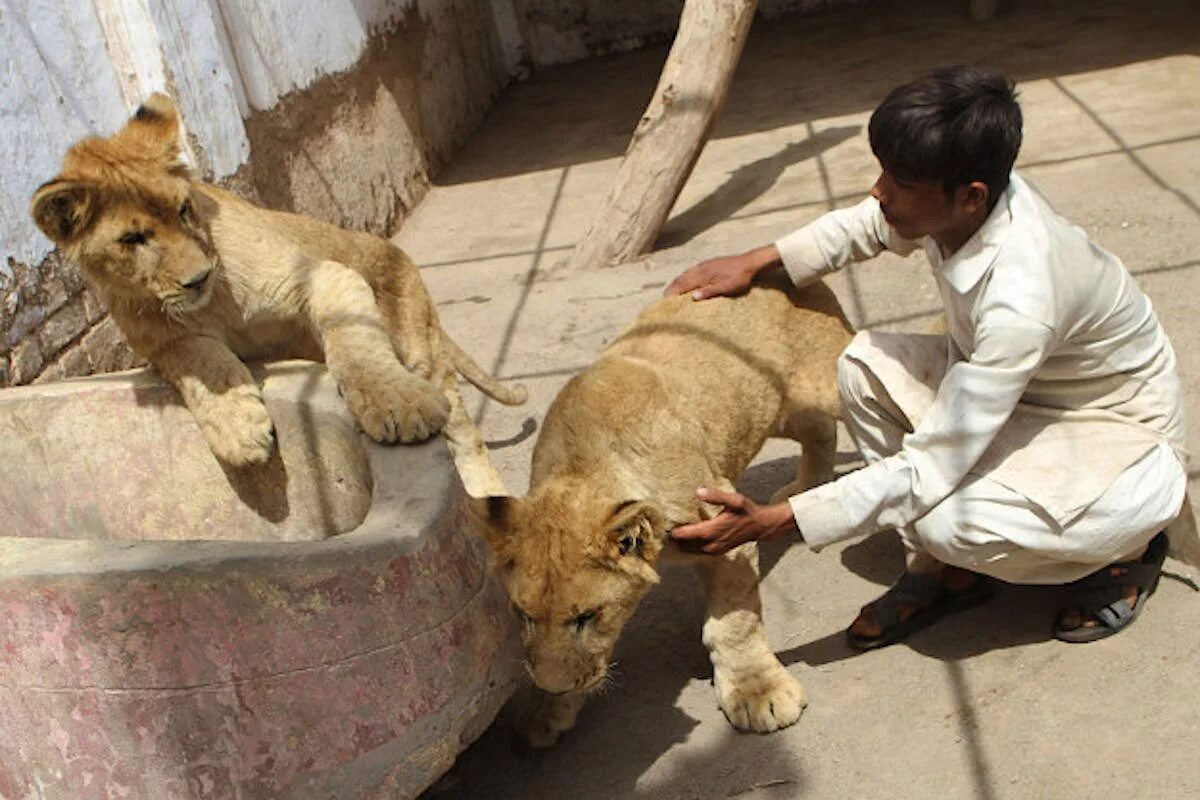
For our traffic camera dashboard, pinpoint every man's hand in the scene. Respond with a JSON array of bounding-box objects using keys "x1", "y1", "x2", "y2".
[
  {"x1": 664, "y1": 255, "x2": 757, "y2": 300},
  {"x1": 670, "y1": 487, "x2": 800, "y2": 555},
  {"x1": 663, "y1": 246, "x2": 782, "y2": 301}
]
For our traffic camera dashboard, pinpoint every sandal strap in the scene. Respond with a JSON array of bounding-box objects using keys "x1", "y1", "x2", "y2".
[
  {"x1": 1093, "y1": 598, "x2": 1137, "y2": 630},
  {"x1": 1062, "y1": 533, "x2": 1169, "y2": 631},
  {"x1": 869, "y1": 571, "x2": 947, "y2": 628}
]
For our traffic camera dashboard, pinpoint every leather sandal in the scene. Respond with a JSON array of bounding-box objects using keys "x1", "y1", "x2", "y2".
[
  {"x1": 1054, "y1": 531, "x2": 1169, "y2": 644},
  {"x1": 847, "y1": 569, "x2": 993, "y2": 651}
]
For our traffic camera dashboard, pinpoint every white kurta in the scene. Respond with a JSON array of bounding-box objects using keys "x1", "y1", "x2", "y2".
[{"x1": 772, "y1": 172, "x2": 1200, "y2": 574}]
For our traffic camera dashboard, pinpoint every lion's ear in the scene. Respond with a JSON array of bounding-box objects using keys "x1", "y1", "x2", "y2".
[
  {"x1": 464, "y1": 494, "x2": 519, "y2": 554},
  {"x1": 132, "y1": 92, "x2": 179, "y2": 124},
  {"x1": 31, "y1": 179, "x2": 97, "y2": 243},
  {"x1": 124, "y1": 93, "x2": 189, "y2": 175},
  {"x1": 606, "y1": 500, "x2": 666, "y2": 564}
]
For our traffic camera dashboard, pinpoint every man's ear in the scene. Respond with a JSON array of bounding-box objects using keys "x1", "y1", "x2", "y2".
[
  {"x1": 464, "y1": 494, "x2": 518, "y2": 556},
  {"x1": 961, "y1": 180, "x2": 990, "y2": 216},
  {"x1": 31, "y1": 179, "x2": 96, "y2": 243},
  {"x1": 123, "y1": 92, "x2": 189, "y2": 175},
  {"x1": 606, "y1": 500, "x2": 667, "y2": 563}
]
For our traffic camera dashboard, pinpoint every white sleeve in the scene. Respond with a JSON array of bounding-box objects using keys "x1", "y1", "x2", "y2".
[
  {"x1": 773, "y1": 197, "x2": 920, "y2": 286},
  {"x1": 789, "y1": 308, "x2": 1057, "y2": 547}
]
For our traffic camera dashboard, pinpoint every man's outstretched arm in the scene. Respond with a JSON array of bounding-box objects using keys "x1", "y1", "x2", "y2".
[{"x1": 664, "y1": 196, "x2": 917, "y2": 302}]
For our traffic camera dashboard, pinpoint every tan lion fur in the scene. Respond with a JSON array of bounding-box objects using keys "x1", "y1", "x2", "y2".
[
  {"x1": 31, "y1": 94, "x2": 523, "y2": 493},
  {"x1": 469, "y1": 273, "x2": 854, "y2": 746}
]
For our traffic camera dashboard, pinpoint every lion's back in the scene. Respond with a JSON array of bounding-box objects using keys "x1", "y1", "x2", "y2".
[
  {"x1": 606, "y1": 278, "x2": 853, "y2": 394},
  {"x1": 532, "y1": 278, "x2": 853, "y2": 483}
]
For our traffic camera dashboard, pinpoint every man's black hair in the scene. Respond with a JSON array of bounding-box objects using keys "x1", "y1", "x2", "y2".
[{"x1": 869, "y1": 65, "x2": 1022, "y2": 208}]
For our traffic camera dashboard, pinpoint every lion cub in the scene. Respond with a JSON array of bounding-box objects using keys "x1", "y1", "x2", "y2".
[
  {"x1": 469, "y1": 274, "x2": 853, "y2": 746},
  {"x1": 31, "y1": 94, "x2": 523, "y2": 494}
]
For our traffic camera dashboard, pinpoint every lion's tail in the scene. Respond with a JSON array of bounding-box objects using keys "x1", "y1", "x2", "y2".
[{"x1": 443, "y1": 335, "x2": 528, "y2": 406}]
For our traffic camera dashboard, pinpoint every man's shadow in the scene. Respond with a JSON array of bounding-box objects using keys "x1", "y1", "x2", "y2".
[{"x1": 655, "y1": 125, "x2": 861, "y2": 249}]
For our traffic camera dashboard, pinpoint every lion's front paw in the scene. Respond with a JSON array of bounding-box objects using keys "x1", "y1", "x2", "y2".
[
  {"x1": 714, "y1": 662, "x2": 806, "y2": 733},
  {"x1": 200, "y1": 389, "x2": 276, "y2": 466},
  {"x1": 345, "y1": 374, "x2": 450, "y2": 444}
]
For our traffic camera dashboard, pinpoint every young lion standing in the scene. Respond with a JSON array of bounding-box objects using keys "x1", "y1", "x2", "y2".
[
  {"x1": 470, "y1": 273, "x2": 852, "y2": 746},
  {"x1": 31, "y1": 94, "x2": 523, "y2": 494}
]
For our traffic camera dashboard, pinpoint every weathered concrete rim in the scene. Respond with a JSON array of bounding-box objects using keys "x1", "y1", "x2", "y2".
[{"x1": 0, "y1": 360, "x2": 464, "y2": 578}]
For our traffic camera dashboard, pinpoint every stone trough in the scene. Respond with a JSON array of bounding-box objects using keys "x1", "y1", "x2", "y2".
[{"x1": 0, "y1": 361, "x2": 520, "y2": 799}]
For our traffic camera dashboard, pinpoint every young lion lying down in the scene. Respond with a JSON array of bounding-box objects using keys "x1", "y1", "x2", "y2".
[
  {"x1": 469, "y1": 274, "x2": 853, "y2": 746},
  {"x1": 31, "y1": 94, "x2": 523, "y2": 493}
]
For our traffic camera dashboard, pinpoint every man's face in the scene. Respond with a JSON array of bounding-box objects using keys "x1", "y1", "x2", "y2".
[{"x1": 870, "y1": 169, "x2": 959, "y2": 241}]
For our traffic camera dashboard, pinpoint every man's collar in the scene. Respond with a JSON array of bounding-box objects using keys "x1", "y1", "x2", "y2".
[{"x1": 936, "y1": 179, "x2": 1015, "y2": 293}]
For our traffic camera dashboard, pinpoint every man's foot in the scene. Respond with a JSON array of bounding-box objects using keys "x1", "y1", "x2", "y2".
[
  {"x1": 847, "y1": 566, "x2": 992, "y2": 651},
  {"x1": 1053, "y1": 532, "x2": 1168, "y2": 644},
  {"x1": 1055, "y1": 580, "x2": 1140, "y2": 634}
]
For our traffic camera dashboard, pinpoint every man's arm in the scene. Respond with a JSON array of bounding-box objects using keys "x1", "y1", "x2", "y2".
[
  {"x1": 665, "y1": 197, "x2": 917, "y2": 300},
  {"x1": 792, "y1": 311, "x2": 1056, "y2": 548},
  {"x1": 775, "y1": 196, "x2": 919, "y2": 286},
  {"x1": 672, "y1": 310, "x2": 1057, "y2": 555}
]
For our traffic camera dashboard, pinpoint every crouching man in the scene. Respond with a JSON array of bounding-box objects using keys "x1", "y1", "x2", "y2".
[{"x1": 667, "y1": 65, "x2": 1197, "y2": 646}]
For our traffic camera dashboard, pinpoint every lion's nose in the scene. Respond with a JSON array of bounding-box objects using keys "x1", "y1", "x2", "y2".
[{"x1": 182, "y1": 270, "x2": 211, "y2": 290}]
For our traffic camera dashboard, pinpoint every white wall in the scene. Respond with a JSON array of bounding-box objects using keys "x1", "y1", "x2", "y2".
[
  {"x1": 2, "y1": 1, "x2": 129, "y2": 271},
  {"x1": 0, "y1": 0, "x2": 522, "y2": 280}
]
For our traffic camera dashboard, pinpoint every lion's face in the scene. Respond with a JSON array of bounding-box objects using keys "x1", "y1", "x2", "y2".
[
  {"x1": 31, "y1": 93, "x2": 218, "y2": 313},
  {"x1": 66, "y1": 188, "x2": 217, "y2": 313},
  {"x1": 469, "y1": 483, "x2": 667, "y2": 695}
]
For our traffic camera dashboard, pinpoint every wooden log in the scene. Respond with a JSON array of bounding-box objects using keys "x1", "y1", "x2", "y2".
[{"x1": 565, "y1": 0, "x2": 758, "y2": 271}]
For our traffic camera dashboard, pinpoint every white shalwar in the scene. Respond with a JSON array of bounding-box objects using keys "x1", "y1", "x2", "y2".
[{"x1": 774, "y1": 172, "x2": 1200, "y2": 583}]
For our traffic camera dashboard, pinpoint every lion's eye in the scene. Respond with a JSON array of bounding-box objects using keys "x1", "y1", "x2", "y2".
[
  {"x1": 571, "y1": 610, "x2": 597, "y2": 631},
  {"x1": 618, "y1": 535, "x2": 637, "y2": 555},
  {"x1": 118, "y1": 231, "x2": 148, "y2": 246}
]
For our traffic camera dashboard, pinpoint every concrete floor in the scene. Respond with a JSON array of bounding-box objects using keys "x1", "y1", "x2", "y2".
[{"x1": 399, "y1": 1, "x2": 1200, "y2": 798}]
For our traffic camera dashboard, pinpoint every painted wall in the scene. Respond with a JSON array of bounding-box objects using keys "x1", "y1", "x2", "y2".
[{"x1": 3, "y1": 0, "x2": 528, "y2": 269}]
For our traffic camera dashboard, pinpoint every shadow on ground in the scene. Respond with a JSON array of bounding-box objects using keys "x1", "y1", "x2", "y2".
[{"x1": 655, "y1": 125, "x2": 861, "y2": 247}]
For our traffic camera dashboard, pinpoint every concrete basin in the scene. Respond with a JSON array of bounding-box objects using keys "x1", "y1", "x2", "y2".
[{"x1": 0, "y1": 362, "x2": 520, "y2": 799}]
